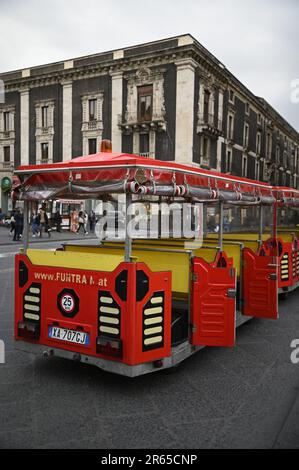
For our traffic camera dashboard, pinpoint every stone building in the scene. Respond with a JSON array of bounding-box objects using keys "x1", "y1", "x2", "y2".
[{"x1": 0, "y1": 33, "x2": 298, "y2": 212}]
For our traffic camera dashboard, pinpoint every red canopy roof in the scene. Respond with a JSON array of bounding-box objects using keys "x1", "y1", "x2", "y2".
[{"x1": 13, "y1": 151, "x2": 281, "y2": 203}]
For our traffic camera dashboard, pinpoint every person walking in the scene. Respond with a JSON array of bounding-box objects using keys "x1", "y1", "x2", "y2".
[
  {"x1": 9, "y1": 210, "x2": 16, "y2": 237},
  {"x1": 76, "y1": 211, "x2": 88, "y2": 235},
  {"x1": 13, "y1": 209, "x2": 23, "y2": 241},
  {"x1": 89, "y1": 210, "x2": 96, "y2": 233},
  {"x1": 54, "y1": 210, "x2": 62, "y2": 233},
  {"x1": 39, "y1": 208, "x2": 51, "y2": 238},
  {"x1": 31, "y1": 212, "x2": 40, "y2": 237},
  {"x1": 0, "y1": 208, "x2": 4, "y2": 226}
]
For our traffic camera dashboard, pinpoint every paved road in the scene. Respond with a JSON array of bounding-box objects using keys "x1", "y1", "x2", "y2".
[{"x1": 0, "y1": 238, "x2": 299, "y2": 449}]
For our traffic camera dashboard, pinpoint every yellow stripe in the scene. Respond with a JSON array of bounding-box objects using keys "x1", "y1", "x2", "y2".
[
  {"x1": 100, "y1": 316, "x2": 119, "y2": 325},
  {"x1": 99, "y1": 326, "x2": 119, "y2": 335},
  {"x1": 29, "y1": 287, "x2": 40, "y2": 294},
  {"x1": 144, "y1": 326, "x2": 163, "y2": 336},
  {"x1": 24, "y1": 304, "x2": 40, "y2": 312},
  {"x1": 144, "y1": 336, "x2": 163, "y2": 346},
  {"x1": 99, "y1": 306, "x2": 119, "y2": 315},
  {"x1": 151, "y1": 297, "x2": 163, "y2": 305},
  {"x1": 144, "y1": 316, "x2": 163, "y2": 326},
  {"x1": 24, "y1": 295, "x2": 40, "y2": 303},
  {"x1": 144, "y1": 307, "x2": 163, "y2": 316},
  {"x1": 24, "y1": 312, "x2": 40, "y2": 321},
  {"x1": 100, "y1": 297, "x2": 113, "y2": 304}
]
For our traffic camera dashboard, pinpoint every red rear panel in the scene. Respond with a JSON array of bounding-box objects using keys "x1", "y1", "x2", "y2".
[
  {"x1": 191, "y1": 252, "x2": 236, "y2": 347},
  {"x1": 242, "y1": 248, "x2": 278, "y2": 319},
  {"x1": 14, "y1": 255, "x2": 172, "y2": 366}
]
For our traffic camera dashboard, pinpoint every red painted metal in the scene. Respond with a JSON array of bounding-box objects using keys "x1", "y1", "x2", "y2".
[
  {"x1": 242, "y1": 248, "x2": 278, "y2": 319},
  {"x1": 191, "y1": 252, "x2": 236, "y2": 347},
  {"x1": 14, "y1": 151, "x2": 274, "y2": 199},
  {"x1": 14, "y1": 255, "x2": 172, "y2": 366}
]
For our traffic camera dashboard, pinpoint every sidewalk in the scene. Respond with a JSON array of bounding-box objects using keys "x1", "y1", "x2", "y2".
[{"x1": 0, "y1": 226, "x2": 97, "y2": 246}]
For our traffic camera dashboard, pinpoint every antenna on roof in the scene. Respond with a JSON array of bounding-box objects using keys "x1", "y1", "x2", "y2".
[{"x1": 100, "y1": 140, "x2": 112, "y2": 153}]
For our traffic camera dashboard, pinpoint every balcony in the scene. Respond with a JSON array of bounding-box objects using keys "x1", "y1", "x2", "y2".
[
  {"x1": 0, "y1": 130, "x2": 14, "y2": 141},
  {"x1": 197, "y1": 113, "x2": 223, "y2": 138},
  {"x1": 81, "y1": 119, "x2": 103, "y2": 133},
  {"x1": 118, "y1": 109, "x2": 166, "y2": 135},
  {"x1": 0, "y1": 161, "x2": 14, "y2": 171}
]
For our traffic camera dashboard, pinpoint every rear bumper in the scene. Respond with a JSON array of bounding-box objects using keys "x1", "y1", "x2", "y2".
[
  {"x1": 15, "y1": 339, "x2": 203, "y2": 378},
  {"x1": 278, "y1": 279, "x2": 299, "y2": 294},
  {"x1": 14, "y1": 311, "x2": 252, "y2": 377}
]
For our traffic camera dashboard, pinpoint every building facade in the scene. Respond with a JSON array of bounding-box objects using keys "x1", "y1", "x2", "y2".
[{"x1": 0, "y1": 34, "x2": 299, "y2": 212}]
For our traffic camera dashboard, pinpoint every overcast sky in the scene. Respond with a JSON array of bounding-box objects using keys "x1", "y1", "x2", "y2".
[{"x1": 1, "y1": 0, "x2": 298, "y2": 130}]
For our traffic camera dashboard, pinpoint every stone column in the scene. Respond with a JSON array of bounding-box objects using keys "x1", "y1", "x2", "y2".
[
  {"x1": 175, "y1": 58, "x2": 197, "y2": 164},
  {"x1": 110, "y1": 71, "x2": 123, "y2": 153},
  {"x1": 20, "y1": 87, "x2": 30, "y2": 166},
  {"x1": 62, "y1": 80, "x2": 73, "y2": 161}
]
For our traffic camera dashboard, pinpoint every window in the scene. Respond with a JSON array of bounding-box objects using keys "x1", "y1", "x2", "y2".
[
  {"x1": 245, "y1": 102, "x2": 250, "y2": 115},
  {"x1": 138, "y1": 86, "x2": 153, "y2": 122},
  {"x1": 255, "y1": 161, "x2": 260, "y2": 180},
  {"x1": 3, "y1": 146, "x2": 10, "y2": 163},
  {"x1": 88, "y1": 99, "x2": 97, "y2": 122},
  {"x1": 3, "y1": 112, "x2": 10, "y2": 131},
  {"x1": 243, "y1": 123, "x2": 249, "y2": 148},
  {"x1": 41, "y1": 143, "x2": 49, "y2": 161},
  {"x1": 242, "y1": 155, "x2": 248, "y2": 177},
  {"x1": 227, "y1": 115, "x2": 234, "y2": 141},
  {"x1": 139, "y1": 133, "x2": 149, "y2": 155},
  {"x1": 282, "y1": 172, "x2": 286, "y2": 186},
  {"x1": 276, "y1": 146, "x2": 280, "y2": 163},
  {"x1": 203, "y1": 90, "x2": 210, "y2": 122},
  {"x1": 266, "y1": 132, "x2": 272, "y2": 159},
  {"x1": 229, "y1": 90, "x2": 234, "y2": 103},
  {"x1": 203, "y1": 137, "x2": 208, "y2": 157},
  {"x1": 226, "y1": 149, "x2": 232, "y2": 173},
  {"x1": 256, "y1": 132, "x2": 261, "y2": 155},
  {"x1": 41, "y1": 106, "x2": 48, "y2": 128},
  {"x1": 257, "y1": 113, "x2": 261, "y2": 125},
  {"x1": 88, "y1": 138, "x2": 97, "y2": 155}
]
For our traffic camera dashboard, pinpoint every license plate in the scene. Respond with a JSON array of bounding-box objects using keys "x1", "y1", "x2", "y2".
[{"x1": 48, "y1": 326, "x2": 90, "y2": 346}]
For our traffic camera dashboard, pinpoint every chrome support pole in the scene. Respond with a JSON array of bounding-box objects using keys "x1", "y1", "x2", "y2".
[
  {"x1": 23, "y1": 201, "x2": 29, "y2": 254},
  {"x1": 219, "y1": 201, "x2": 224, "y2": 252},
  {"x1": 124, "y1": 193, "x2": 132, "y2": 263},
  {"x1": 258, "y1": 205, "x2": 263, "y2": 246}
]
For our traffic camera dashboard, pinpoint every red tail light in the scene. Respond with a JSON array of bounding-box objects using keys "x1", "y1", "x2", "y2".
[
  {"x1": 96, "y1": 337, "x2": 122, "y2": 358},
  {"x1": 18, "y1": 321, "x2": 40, "y2": 340}
]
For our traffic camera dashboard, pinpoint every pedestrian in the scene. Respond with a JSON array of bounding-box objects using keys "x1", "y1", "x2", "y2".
[
  {"x1": 0, "y1": 208, "x2": 5, "y2": 226},
  {"x1": 54, "y1": 210, "x2": 62, "y2": 233},
  {"x1": 76, "y1": 211, "x2": 88, "y2": 235},
  {"x1": 13, "y1": 209, "x2": 23, "y2": 241},
  {"x1": 71, "y1": 210, "x2": 78, "y2": 233},
  {"x1": 9, "y1": 211, "x2": 16, "y2": 236},
  {"x1": 39, "y1": 207, "x2": 51, "y2": 238},
  {"x1": 89, "y1": 210, "x2": 96, "y2": 233},
  {"x1": 31, "y1": 212, "x2": 40, "y2": 237}
]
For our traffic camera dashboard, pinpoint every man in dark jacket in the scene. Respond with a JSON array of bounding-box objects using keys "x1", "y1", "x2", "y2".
[
  {"x1": 13, "y1": 209, "x2": 23, "y2": 241},
  {"x1": 54, "y1": 210, "x2": 62, "y2": 233}
]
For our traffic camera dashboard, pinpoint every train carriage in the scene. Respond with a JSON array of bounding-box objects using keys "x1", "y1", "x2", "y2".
[{"x1": 12, "y1": 148, "x2": 299, "y2": 377}]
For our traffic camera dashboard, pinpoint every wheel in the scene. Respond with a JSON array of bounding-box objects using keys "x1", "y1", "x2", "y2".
[{"x1": 279, "y1": 292, "x2": 289, "y2": 301}]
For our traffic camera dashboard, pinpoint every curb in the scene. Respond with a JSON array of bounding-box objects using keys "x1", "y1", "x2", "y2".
[{"x1": 0, "y1": 235, "x2": 97, "y2": 247}]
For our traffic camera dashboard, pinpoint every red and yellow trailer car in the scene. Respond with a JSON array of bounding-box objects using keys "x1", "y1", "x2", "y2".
[{"x1": 12, "y1": 150, "x2": 299, "y2": 376}]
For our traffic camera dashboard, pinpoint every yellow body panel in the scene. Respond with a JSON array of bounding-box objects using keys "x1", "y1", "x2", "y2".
[
  {"x1": 64, "y1": 243, "x2": 219, "y2": 294},
  {"x1": 27, "y1": 249, "x2": 124, "y2": 272}
]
